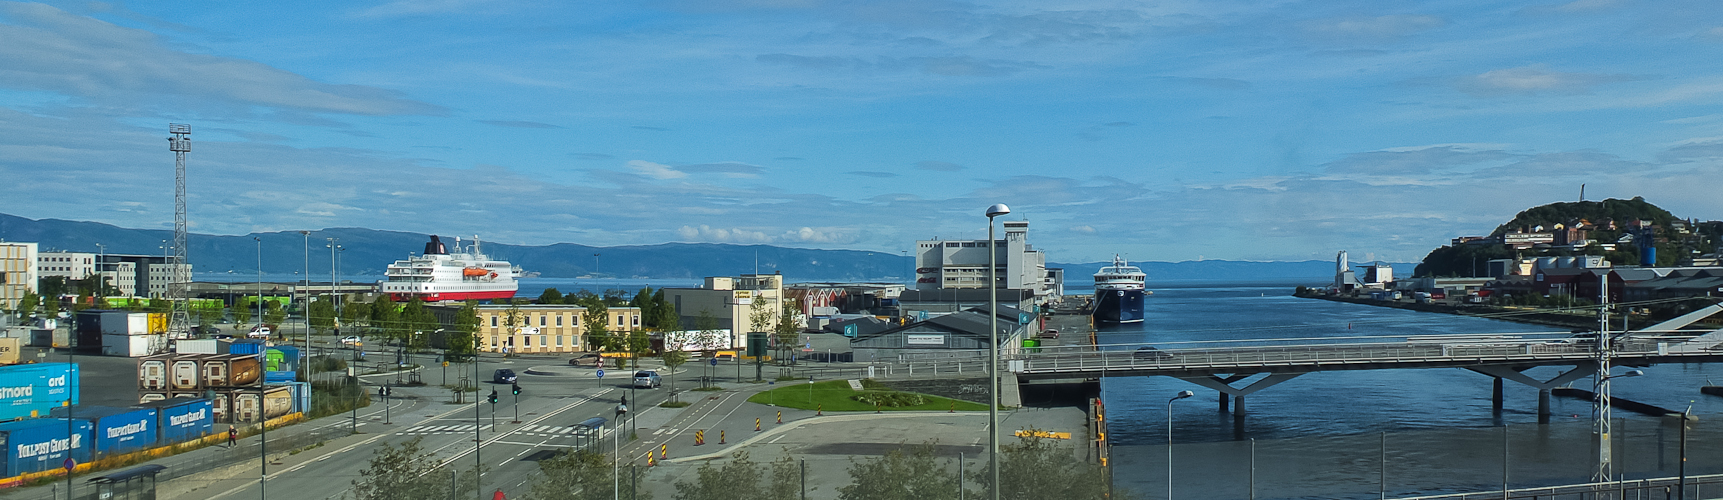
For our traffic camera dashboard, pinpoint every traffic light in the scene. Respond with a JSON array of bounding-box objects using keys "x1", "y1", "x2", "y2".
[
  {"x1": 488, "y1": 390, "x2": 498, "y2": 404},
  {"x1": 511, "y1": 383, "x2": 520, "y2": 396}
]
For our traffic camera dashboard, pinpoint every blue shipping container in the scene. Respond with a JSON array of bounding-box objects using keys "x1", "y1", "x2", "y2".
[
  {"x1": 0, "y1": 364, "x2": 79, "y2": 421},
  {"x1": 0, "y1": 418, "x2": 93, "y2": 477},
  {"x1": 135, "y1": 398, "x2": 212, "y2": 445},
  {"x1": 229, "y1": 341, "x2": 265, "y2": 357},
  {"x1": 49, "y1": 406, "x2": 156, "y2": 455}
]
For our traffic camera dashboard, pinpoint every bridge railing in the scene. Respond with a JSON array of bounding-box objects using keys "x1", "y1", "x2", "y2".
[{"x1": 1010, "y1": 339, "x2": 1683, "y2": 374}]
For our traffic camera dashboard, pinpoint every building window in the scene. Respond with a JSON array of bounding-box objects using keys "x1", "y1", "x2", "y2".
[
  {"x1": 616, "y1": 315, "x2": 623, "y2": 327},
  {"x1": 491, "y1": 317, "x2": 498, "y2": 327},
  {"x1": 489, "y1": 337, "x2": 497, "y2": 347},
  {"x1": 556, "y1": 336, "x2": 563, "y2": 346},
  {"x1": 632, "y1": 315, "x2": 640, "y2": 327},
  {"x1": 556, "y1": 316, "x2": 563, "y2": 327},
  {"x1": 540, "y1": 335, "x2": 548, "y2": 348},
  {"x1": 540, "y1": 316, "x2": 546, "y2": 327}
]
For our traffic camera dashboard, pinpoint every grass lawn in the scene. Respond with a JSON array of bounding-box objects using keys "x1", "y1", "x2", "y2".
[{"x1": 746, "y1": 379, "x2": 989, "y2": 412}]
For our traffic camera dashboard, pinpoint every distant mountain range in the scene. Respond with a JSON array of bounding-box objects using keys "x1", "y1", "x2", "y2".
[{"x1": 0, "y1": 213, "x2": 1400, "y2": 282}]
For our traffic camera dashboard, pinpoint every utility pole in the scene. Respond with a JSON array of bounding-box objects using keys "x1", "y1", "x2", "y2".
[{"x1": 167, "y1": 124, "x2": 192, "y2": 342}]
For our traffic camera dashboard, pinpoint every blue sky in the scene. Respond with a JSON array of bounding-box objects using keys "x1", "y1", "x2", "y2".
[{"x1": 2, "y1": 0, "x2": 1720, "y2": 264}]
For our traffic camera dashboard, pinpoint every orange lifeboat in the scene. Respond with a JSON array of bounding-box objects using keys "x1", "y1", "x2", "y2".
[{"x1": 463, "y1": 267, "x2": 489, "y2": 277}]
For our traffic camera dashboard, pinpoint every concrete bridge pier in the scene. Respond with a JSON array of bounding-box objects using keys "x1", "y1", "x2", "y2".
[
  {"x1": 1492, "y1": 377, "x2": 1504, "y2": 414},
  {"x1": 1538, "y1": 389, "x2": 1551, "y2": 423},
  {"x1": 1232, "y1": 395, "x2": 1245, "y2": 418},
  {"x1": 1177, "y1": 373, "x2": 1300, "y2": 421},
  {"x1": 1218, "y1": 393, "x2": 1229, "y2": 413},
  {"x1": 1468, "y1": 364, "x2": 1594, "y2": 424}
]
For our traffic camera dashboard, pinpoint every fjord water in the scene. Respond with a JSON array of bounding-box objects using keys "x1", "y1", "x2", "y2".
[{"x1": 1098, "y1": 279, "x2": 1723, "y2": 499}]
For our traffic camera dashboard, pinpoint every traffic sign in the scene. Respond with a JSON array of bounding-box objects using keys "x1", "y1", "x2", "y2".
[
  {"x1": 63, "y1": 458, "x2": 75, "y2": 471},
  {"x1": 709, "y1": 358, "x2": 718, "y2": 367},
  {"x1": 596, "y1": 369, "x2": 605, "y2": 379}
]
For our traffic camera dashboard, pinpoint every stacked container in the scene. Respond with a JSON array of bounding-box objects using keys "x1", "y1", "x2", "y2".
[
  {"x1": 49, "y1": 406, "x2": 156, "y2": 456},
  {"x1": 0, "y1": 364, "x2": 79, "y2": 421},
  {"x1": 136, "y1": 353, "x2": 264, "y2": 423},
  {"x1": 135, "y1": 398, "x2": 213, "y2": 445},
  {"x1": 0, "y1": 418, "x2": 93, "y2": 477}
]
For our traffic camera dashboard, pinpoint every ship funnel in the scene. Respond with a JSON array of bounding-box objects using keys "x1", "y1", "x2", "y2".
[{"x1": 425, "y1": 235, "x2": 448, "y2": 255}]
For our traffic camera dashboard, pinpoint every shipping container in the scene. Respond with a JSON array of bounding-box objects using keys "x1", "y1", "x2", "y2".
[
  {"x1": 49, "y1": 406, "x2": 156, "y2": 456},
  {"x1": 229, "y1": 341, "x2": 266, "y2": 357},
  {"x1": 101, "y1": 334, "x2": 164, "y2": 357},
  {"x1": 169, "y1": 357, "x2": 202, "y2": 391},
  {"x1": 0, "y1": 364, "x2": 80, "y2": 421},
  {"x1": 262, "y1": 386, "x2": 292, "y2": 419},
  {"x1": 231, "y1": 392, "x2": 260, "y2": 423},
  {"x1": 137, "y1": 355, "x2": 171, "y2": 390},
  {"x1": 147, "y1": 313, "x2": 167, "y2": 335},
  {"x1": 0, "y1": 418, "x2": 93, "y2": 477},
  {"x1": 135, "y1": 398, "x2": 212, "y2": 445},
  {"x1": 264, "y1": 346, "x2": 300, "y2": 371},
  {"x1": 0, "y1": 338, "x2": 19, "y2": 365},
  {"x1": 175, "y1": 339, "x2": 230, "y2": 355},
  {"x1": 282, "y1": 382, "x2": 311, "y2": 414},
  {"x1": 137, "y1": 393, "x2": 168, "y2": 404},
  {"x1": 203, "y1": 355, "x2": 262, "y2": 388},
  {"x1": 27, "y1": 328, "x2": 63, "y2": 348},
  {"x1": 206, "y1": 392, "x2": 231, "y2": 423}
]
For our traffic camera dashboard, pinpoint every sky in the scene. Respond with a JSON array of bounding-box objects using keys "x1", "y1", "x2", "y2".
[{"x1": 2, "y1": 0, "x2": 1721, "y2": 264}]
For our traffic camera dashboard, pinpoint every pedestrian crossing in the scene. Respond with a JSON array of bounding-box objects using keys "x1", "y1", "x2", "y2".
[
  {"x1": 393, "y1": 423, "x2": 600, "y2": 438},
  {"x1": 395, "y1": 424, "x2": 493, "y2": 435}
]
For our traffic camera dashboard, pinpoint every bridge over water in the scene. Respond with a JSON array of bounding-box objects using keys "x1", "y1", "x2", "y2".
[{"x1": 1010, "y1": 304, "x2": 1723, "y2": 421}]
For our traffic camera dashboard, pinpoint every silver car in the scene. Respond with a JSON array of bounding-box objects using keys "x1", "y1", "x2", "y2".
[{"x1": 633, "y1": 370, "x2": 661, "y2": 389}]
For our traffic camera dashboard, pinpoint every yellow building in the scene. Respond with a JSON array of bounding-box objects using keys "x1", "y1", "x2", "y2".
[
  {"x1": 473, "y1": 304, "x2": 642, "y2": 354},
  {"x1": 0, "y1": 242, "x2": 39, "y2": 312}
]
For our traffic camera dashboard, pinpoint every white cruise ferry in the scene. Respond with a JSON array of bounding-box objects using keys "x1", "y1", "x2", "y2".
[{"x1": 380, "y1": 235, "x2": 521, "y2": 301}]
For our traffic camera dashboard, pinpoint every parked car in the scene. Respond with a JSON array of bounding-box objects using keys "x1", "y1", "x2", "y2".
[
  {"x1": 191, "y1": 326, "x2": 221, "y2": 337},
  {"x1": 248, "y1": 326, "x2": 272, "y2": 338},
  {"x1": 1132, "y1": 346, "x2": 1173, "y2": 361},
  {"x1": 633, "y1": 370, "x2": 661, "y2": 389},
  {"x1": 340, "y1": 336, "x2": 362, "y2": 345},
  {"x1": 569, "y1": 353, "x2": 602, "y2": 366},
  {"x1": 212, "y1": 334, "x2": 235, "y2": 340},
  {"x1": 493, "y1": 369, "x2": 518, "y2": 384}
]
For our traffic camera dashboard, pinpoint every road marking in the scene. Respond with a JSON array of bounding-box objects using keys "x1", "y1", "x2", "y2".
[
  {"x1": 768, "y1": 435, "x2": 785, "y2": 444},
  {"x1": 207, "y1": 402, "x2": 483, "y2": 500}
]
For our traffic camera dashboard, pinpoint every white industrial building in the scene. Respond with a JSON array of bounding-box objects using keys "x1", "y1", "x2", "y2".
[{"x1": 913, "y1": 221, "x2": 1056, "y2": 304}]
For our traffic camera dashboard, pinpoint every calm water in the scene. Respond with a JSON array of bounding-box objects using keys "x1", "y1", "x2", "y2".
[{"x1": 1099, "y1": 279, "x2": 1723, "y2": 499}]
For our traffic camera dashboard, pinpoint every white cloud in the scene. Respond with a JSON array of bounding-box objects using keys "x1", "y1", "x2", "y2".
[
  {"x1": 676, "y1": 225, "x2": 772, "y2": 243},
  {"x1": 628, "y1": 160, "x2": 687, "y2": 180},
  {"x1": 1299, "y1": 15, "x2": 1446, "y2": 43},
  {"x1": 0, "y1": 3, "x2": 443, "y2": 117},
  {"x1": 1453, "y1": 65, "x2": 1638, "y2": 97}
]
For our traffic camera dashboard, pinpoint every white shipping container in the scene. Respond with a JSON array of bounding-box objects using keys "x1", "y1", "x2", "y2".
[
  {"x1": 102, "y1": 334, "x2": 162, "y2": 357},
  {"x1": 176, "y1": 339, "x2": 229, "y2": 355}
]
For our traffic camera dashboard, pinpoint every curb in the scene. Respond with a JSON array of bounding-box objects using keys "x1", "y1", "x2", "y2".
[{"x1": 664, "y1": 411, "x2": 985, "y2": 463}]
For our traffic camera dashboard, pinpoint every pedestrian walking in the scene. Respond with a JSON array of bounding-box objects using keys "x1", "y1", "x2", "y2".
[{"x1": 228, "y1": 425, "x2": 238, "y2": 447}]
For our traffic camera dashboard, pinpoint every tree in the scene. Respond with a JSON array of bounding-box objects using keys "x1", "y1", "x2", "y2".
[
  {"x1": 603, "y1": 288, "x2": 630, "y2": 306},
  {"x1": 308, "y1": 298, "x2": 337, "y2": 334},
  {"x1": 234, "y1": 296, "x2": 255, "y2": 326},
  {"x1": 626, "y1": 329, "x2": 652, "y2": 370},
  {"x1": 194, "y1": 301, "x2": 222, "y2": 329},
  {"x1": 400, "y1": 298, "x2": 438, "y2": 350},
  {"x1": 447, "y1": 301, "x2": 481, "y2": 359},
  {"x1": 341, "y1": 293, "x2": 372, "y2": 333},
  {"x1": 661, "y1": 349, "x2": 687, "y2": 400},
  {"x1": 263, "y1": 299, "x2": 288, "y2": 329},
  {"x1": 631, "y1": 287, "x2": 656, "y2": 327},
  {"x1": 673, "y1": 451, "x2": 762, "y2": 500},
  {"x1": 351, "y1": 437, "x2": 479, "y2": 500},
  {"x1": 526, "y1": 450, "x2": 651, "y2": 500},
  {"x1": 839, "y1": 444, "x2": 962, "y2": 500},
  {"x1": 976, "y1": 434, "x2": 1113, "y2": 500},
  {"x1": 767, "y1": 455, "x2": 799, "y2": 500},
  {"x1": 538, "y1": 287, "x2": 564, "y2": 305},
  {"x1": 581, "y1": 298, "x2": 610, "y2": 354},
  {"x1": 774, "y1": 298, "x2": 801, "y2": 366},
  {"x1": 14, "y1": 292, "x2": 39, "y2": 320},
  {"x1": 38, "y1": 277, "x2": 68, "y2": 301},
  {"x1": 652, "y1": 301, "x2": 681, "y2": 334}
]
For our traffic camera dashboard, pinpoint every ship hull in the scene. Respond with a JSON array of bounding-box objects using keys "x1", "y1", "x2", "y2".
[{"x1": 1093, "y1": 288, "x2": 1145, "y2": 323}]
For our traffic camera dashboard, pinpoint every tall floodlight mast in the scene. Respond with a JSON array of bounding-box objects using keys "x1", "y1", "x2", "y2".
[{"x1": 167, "y1": 124, "x2": 192, "y2": 341}]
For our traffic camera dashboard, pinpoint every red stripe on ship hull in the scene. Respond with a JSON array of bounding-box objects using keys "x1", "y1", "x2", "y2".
[{"x1": 389, "y1": 290, "x2": 517, "y2": 302}]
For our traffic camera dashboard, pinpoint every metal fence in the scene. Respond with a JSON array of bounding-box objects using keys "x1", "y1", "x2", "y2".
[
  {"x1": 6, "y1": 423, "x2": 354, "y2": 500},
  {"x1": 1389, "y1": 473, "x2": 1723, "y2": 500},
  {"x1": 1010, "y1": 338, "x2": 1708, "y2": 376}
]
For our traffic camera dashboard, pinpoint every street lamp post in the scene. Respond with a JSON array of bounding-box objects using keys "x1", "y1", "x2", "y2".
[
  {"x1": 984, "y1": 203, "x2": 1010, "y2": 500},
  {"x1": 254, "y1": 238, "x2": 263, "y2": 332},
  {"x1": 1680, "y1": 402, "x2": 1692, "y2": 500},
  {"x1": 1167, "y1": 390, "x2": 1193, "y2": 500}
]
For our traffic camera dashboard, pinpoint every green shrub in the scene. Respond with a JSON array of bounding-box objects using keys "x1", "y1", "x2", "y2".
[{"x1": 851, "y1": 391, "x2": 925, "y2": 407}]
